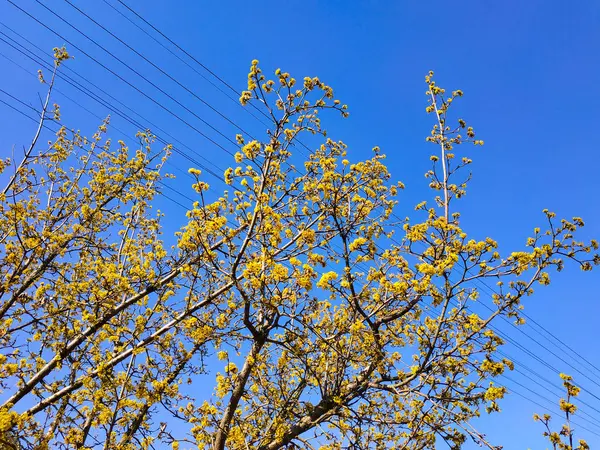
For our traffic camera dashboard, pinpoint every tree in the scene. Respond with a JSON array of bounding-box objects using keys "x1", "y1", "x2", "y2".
[{"x1": 0, "y1": 51, "x2": 598, "y2": 450}]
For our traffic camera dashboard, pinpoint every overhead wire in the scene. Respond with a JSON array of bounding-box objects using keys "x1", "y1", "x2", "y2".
[
  {"x1": 423, "y1": 275, "x2": 600, "y2": 406},
  {"x1": 0, "y1": 86, "x2": 194, "y2": 213},
  {"x1": 108, "y1": 0, "x2": 315, "y2": 157},
  {"x1": 0, "y1": 55, "x2": 192, "y2": 190},
  {"x1": 6, "y1": 0, "x2": 237, "y2": 156},
  {"x1": 61, "y1": 0, "x2": 259, "y2": 140},
  {"x1": 417, "y1": 298, "x2": 600, "y2": 433},
  {"x1": 0, "y1": 27, "x2": 227, "y2": 185},
  {"x1": 111, "y1": 0, "x2": 272, "y2": 124},
  {"x1": 504, "y1": 385, "x2": 600, "y2": 432},
  {"x1": 26, "y1": 0, "x2": 238, "y2": 152},
  {"x1": 392, "y1": 234, "x2": 600, "y2": 399},
  {"x1": 475, "y1": 277, "x2": 600, "y2": 379},
  {"x1": 504, "y1": 379, "x2": 600, "y2": 437},
  {"x1": 100, "y1": 0, "x2": 270, "y2": 128},
  {"x1": 506, "y1": 363, "x2": 600, "y2": 422},
  {"x1": 456, "y1": 275, "x2": 600, "y2": 394},
  {"x1": 387, "y1": 200, "x2": 600, "y2": 395},
  {"x1": 0, "y1": 22, "x2": 316, "y2": 241}
]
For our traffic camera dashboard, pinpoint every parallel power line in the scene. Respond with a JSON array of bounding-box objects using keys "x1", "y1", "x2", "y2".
[
  {"x1": 0, "y1": 25, "x2": 226, "y2": 184},
  {"x1": 508, "y1": 385, "x2": 600, "y2": 439},
  {"x1": 0, "y1": 86, "x2": 195, "y2": 211},
  {"x1": 476, "y1": 277, "x2": 600, "y2": 375},
  {"x1": 417, "y1": 298, "x2": 600, "y2": 433},
  {"x1": 6, "y1": 0, "x2": 239, "y2": 156},
  {"x1": 101, "y1": 0, "x2": 270, "y2": 128},
  {"x1": 111, "y1": 0, "x2": 272, "y2": 124},
  {"x1": 60, "y1": 0, "x2": 257, "y2": 140},
  {"x1": 106, "y1": 0, "x2": 312, "y2": 157}
]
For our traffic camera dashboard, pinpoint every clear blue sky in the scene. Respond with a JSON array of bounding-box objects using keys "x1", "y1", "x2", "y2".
[{"x1": 1, "y1": 0, "x2": 599, "y2": 448}]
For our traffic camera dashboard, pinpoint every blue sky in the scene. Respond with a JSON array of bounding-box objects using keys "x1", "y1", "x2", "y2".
[{"x1": 1, "y1": 0, "x2": 599, "y2": 448}]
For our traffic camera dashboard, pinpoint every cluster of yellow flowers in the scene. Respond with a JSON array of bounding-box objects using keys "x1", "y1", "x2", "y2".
[{"x1": 0, "y1": 52, "x2": 597, "y2": 450}]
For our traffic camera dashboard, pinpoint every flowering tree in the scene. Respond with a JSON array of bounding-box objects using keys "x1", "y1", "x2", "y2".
[{"x1": 0, "y1": 52, "x2": 598, "y2": 450}]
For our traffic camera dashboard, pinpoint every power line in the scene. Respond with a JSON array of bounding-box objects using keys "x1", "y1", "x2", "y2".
[
  {"x1": 420, "y1": 296, "x2": 600, "y2": 425},
  {"x1": 404, "y1": 232, "x2": 600, "y2": 398},
  {"x1": 29, "y1": 0, "x2": 239, "y2": 152},
  {"x1": 0, "y1": 87, "x2": 197, "y2": 210},
  {"x1": 524, "y1": 309, "x2": 600, "y2": 374},
  {"x1": 0, "y1": 26, "x2": 263, "y2": 235},
  {"x1": 505, "y1": 364, "x2": 600, "y2": 423},
  {"x1": 0, "y1": 27, "x2": 227, "y2": 184},
  {"x1": 110, "y1": 0, "x2": 315, "y2": 157},
  {"x1": 422, "y1": 298, "x2": 600, "y2": 434},
  {"x1": 6, "y1": 0, "x2": 237, "y2": 157},
  {"x1": 459, "y1": 293, "x2": 600, "y2": 403},
  {"x1": 5, "y1": 1, "x2": 306, "y2": 197},
  {"x1": 0, "y1": 57, "x2": 193, "y2": 190},
  {"x1": 404, "y1": 232, "x2": 600, "y2": 399},
  {"x1": 470, "y1": 279, "x2": 600, "y2": 393},
  {"x1": 506, "y1": 375, "x2": 600, "y2": 430},
  {"x1": 1, "y1": 86, "x2": 257, "y2": 249},
  {"x1": 113, "y1": 0, "x2": 254, "y2": 107},
  {"x1": 0, "y1": 24, "x2": 301, "y2": 232},
  {"x1": 61, "y1": 0, "x2": 258, "y2": 140},
  {"x1": 476, "y1": 277, "x2": 600, "y2": 376},
  {"x1": 0, "y1": 37, "x2": 223, "y2": 190},
  {"x1": 505, "y1": 381, "x2": 600, "y2": 438},
  {"x1": 0, "y1": 93, "x2": 46, "y2": 124},
  {"x1": 101, "y1": 0, "x2": 270, "y2": 128}
]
